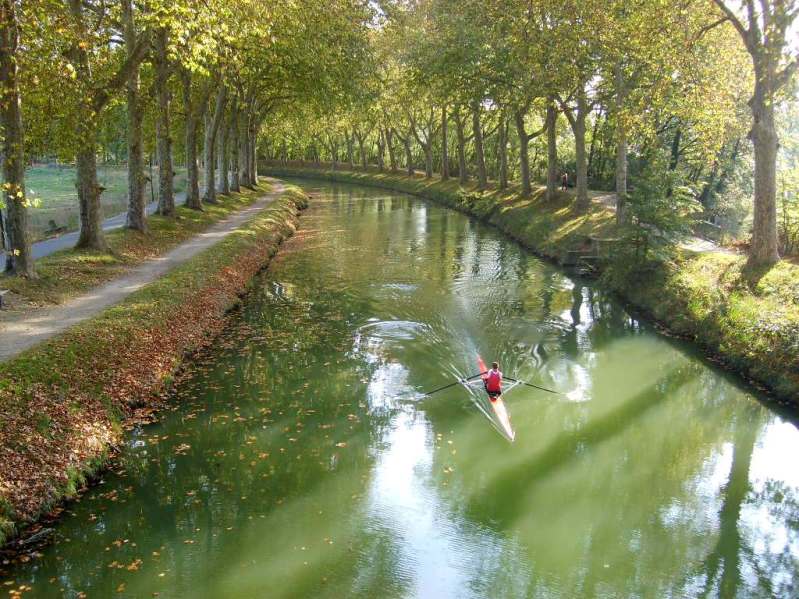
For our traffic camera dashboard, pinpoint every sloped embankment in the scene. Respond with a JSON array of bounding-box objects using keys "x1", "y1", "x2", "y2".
[{"x1": 0, "y1": 186, "x2": 309, "y2": 547}]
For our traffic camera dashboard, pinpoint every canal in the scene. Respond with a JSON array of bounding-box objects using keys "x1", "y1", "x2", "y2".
[{"x1": 6, "y1": 179, "x2": 798, "y2": 597}]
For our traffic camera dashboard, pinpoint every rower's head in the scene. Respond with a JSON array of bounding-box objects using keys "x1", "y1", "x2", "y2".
[{"x1": 492, "y1": 362, "x2": 499, "y2": 370}]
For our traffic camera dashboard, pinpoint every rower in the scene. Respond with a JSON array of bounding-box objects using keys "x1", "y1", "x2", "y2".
[{"x1": 484, "y1": 362, "x2": 503, "y2": 402}]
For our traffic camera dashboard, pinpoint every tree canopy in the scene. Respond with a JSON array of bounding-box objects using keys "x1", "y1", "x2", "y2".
[{"x1": 1, "y1": 0, "x2": 798, "y2": 274}]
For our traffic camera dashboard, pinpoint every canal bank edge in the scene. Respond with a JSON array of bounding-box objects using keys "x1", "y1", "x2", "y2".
[
  {"x1": 0, "y1": 185, "x2": 309, "y2": 548},
  {"x1": 262, "y1": 165, "x2": 798, "y2": 407}
]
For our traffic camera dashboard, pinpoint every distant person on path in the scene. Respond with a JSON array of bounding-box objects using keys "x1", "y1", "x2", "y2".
[{"x1": 561, "y1": 172, "x2": 568, "y2": 191}]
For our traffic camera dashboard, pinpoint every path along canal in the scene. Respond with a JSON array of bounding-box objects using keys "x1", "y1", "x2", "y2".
[{"x1": 5, "y1": 179, "x2": 798, "y2": 597}]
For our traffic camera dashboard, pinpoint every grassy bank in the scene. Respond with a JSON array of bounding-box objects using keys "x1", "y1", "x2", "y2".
[
  {"x1": 263, "y1": 165, "x2": 799, "y2": 404},
  {"x1": 2, "y1": 183, "x2": 260, "y2": 307},
  {"x1": 0, "y1": 186, "x2": 308, "y2": 547},
  {"x1": 24, "y1": 165, "x2": 198, "y2": 242}
]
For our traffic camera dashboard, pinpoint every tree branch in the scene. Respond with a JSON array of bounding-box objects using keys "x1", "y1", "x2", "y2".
[
  {"x1": 92, "y1": 33, "x2": 150, "y2": 111},
  {"x1": 712, "y1": 0, "x2": 751, "y2": 46}
]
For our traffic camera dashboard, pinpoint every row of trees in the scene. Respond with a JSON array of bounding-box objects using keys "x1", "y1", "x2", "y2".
[
  {"x1": 0, "y1": 0, "x2": 373, "y2": 277},
  {"x1": 265, "y1": 0, "x2": 798, "y2": 266},
  {"x1": 1, "y1": 1, "x2": 796, "y2": 277}
]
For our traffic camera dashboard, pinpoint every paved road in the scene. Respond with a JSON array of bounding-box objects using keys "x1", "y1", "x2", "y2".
[
  {"x1": 0, "y1": 183, "x2": 282, "y2": 363},
  {"x1": 0, "y1": 191, "x2": 187, "y2": 272}
]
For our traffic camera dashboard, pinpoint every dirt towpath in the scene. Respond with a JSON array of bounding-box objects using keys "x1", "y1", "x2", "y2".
[{"x1": 0, "y1": 182, "x2": 284, "y2": 363}]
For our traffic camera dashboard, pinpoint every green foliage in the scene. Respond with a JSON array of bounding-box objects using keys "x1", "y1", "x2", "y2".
[{"x1": 620, "y1": 154, "x2": 702, "y2": 262}]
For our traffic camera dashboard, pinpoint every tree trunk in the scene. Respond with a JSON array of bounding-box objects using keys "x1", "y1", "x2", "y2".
[
  {"x1": 386, "y1": 128, "x2": 397, "y2": 172},
  {"x1": 219, "y1": 102, "x2": 232, "y2": 195},
  {"x1": 182, "y1": 73, "x2": 202, "y2": 210},
  {"x1": 472, "y1": 102, "x2": 487, "y2": 189},
  {"x1": 615, "y1": 128, "x2": 628, "y2": 224},
  {"x1": 402, "y1": 134, "x2": 414, "y2": 176},
  {"x1": 669, "y1": 127, "x2": 681, "y2": 171},
  {"x1": 76, "y1": 136, "x2": 106, "y2": 249},
  {"x1": 203, "y1": 84, "x2": 227, "y2": 204},
  {"x1": 248, "y1": 120, "x2": 259, "y2": 185},
  {"x1": 748, "y1": 76, "x2": 780, "y2": 264},
  {"x1": 0, "y1": 0, "x2": 33, "y2": 276},
  {"x1": 345, "y1": 130, "x2": 354, "y2": 168},
  {"x1": 614, "y1": 64, "x2": 627, "y2": 225},
  {"x1": 123, "y1": 0, "x2": 146, "y2": 231},
  {"x1": 154, "y1": 28, "x2": 175, "y2": 217},
  {"x1": 72, "y1": 20, "x2": 106, "y2": 249},
  {"x1": 423, "y1": 143, "x2": 433, "y2": 178},
  {"x1": 455, "y1": 110, "x2": 467, "y2": 184},
  {"x1": 357, "y1": 133, "x2": 368, "y2": 169},
  {"x1": 572, "y1": 91, "x2": 590, "y2": 213},
  {"x1": 515, "y1": 110, "x2": 531, "y2": 196},
  {"x1": 546, "y1": 101, "x2": 559, "y2": 201},
  {"x1": 376, "y1": 129, "x2": 385, "y2": 172},
  {"x1": 240, "y1": 109, "x2": 251, "y2": 187},
  {"x1": 498, "y1": 116, "x2": 508, "y2": 191},
  {"x1": 441, "y1": 106, "x2": 449, "y2": 180},
  {"x1": 587, "y1": 108, "x2": 603, "y2": 181},
  {"x1": 230, "y1": 102, "x2": 240, "y2": 192}
]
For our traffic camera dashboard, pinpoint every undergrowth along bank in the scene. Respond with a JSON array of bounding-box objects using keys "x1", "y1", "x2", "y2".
[
  {"x1": 263, "y1": 165, "x2": 799, "y2": 405},
  {"x1": 0, "y1": 185, "x2": 309, "y2": 547}
]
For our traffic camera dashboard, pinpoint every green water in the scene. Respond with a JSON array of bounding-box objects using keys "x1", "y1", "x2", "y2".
[{"x1": 5, "y1": 179, "x2": 798, "y2": 598}]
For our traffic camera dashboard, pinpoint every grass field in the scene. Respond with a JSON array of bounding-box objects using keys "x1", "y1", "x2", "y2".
[{"x1": 24, "y1": 164, "x2": 195, "y2": 242}]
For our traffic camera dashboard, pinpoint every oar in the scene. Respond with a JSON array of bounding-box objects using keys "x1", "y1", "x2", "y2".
[
  {"x1": 424, "y1": 372, "x2": 486, "y2": 396},
  {"x1": 503, "y1": 376, "x2": 561, "y2": 395}
]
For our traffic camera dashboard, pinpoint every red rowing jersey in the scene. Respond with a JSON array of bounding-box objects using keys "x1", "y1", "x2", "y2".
[{"x1": 485, "y1": 369, "x2": 502, "y2": 392}]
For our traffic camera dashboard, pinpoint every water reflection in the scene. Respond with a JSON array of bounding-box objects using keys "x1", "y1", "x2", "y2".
[{"x1": 3, "y1": 179, "x2": 797, "y2": 598}]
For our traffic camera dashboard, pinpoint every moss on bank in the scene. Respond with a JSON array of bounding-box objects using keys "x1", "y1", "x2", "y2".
[
  {"x1": 0, "y1": 186, "x2": 309, "y2": 547},
  {"x1": 263, "y1": 165, "x2": 798, "y2": 404}
]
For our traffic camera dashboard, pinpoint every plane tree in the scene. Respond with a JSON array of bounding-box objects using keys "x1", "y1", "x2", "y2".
[{"x1": 713, "y1": 0, "x2": 799, "y2": 265}]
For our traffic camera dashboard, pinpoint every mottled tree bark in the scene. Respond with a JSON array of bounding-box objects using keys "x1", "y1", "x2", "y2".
[
  {"x1": 562, "y1": 87, "x2": 590, "y2": 213},
  {"x1": 248, "y1": 118, "x2": 259, "y2": 185},
  {"x1": 219, "y1": 101, "x2": 233, "y2": 195},
  {"x1": 454, "y1": 108, "x2": 468, "y2": 184},
  {"x1": 230, "y1": 101, "x2": 240, "y2": 192},
  {"x1": 181, "y1": 72, "x2": 205, "y2": 210},
  {"x1": 123, "y1": 0, "x2": 146, "y2": 231},
  {"x1": 376, "y1": 129, "x2": 385, "y2": 172},
  {"x1": 409, "y1": 109, "x2": 438, "y2": 179},
  {"x1": 498, "y1": 116, "x2": 508, "y2": 191},
  {"x1": 386, "y1": 128, "x2": 397, "y2": 172},
  {"x1": 154, "y1": 28, "x2": 175, "y2": 217},
  {"x1": 545, "y1": 101, "x2": 559, "y2": 201},
  {"x1": 515, "y1": 110, "x2": 532, "y2": 196},
  {"x1": 441, "y1": 105, "x2": 449, "y2": 180},
  {"x1": 354, "y1": 127, "x2": 369, "y2": 170},
  {"x1": 471, "y1": 101, "x2": 487, "y2": 189},
  {"x1": 748, "y1": 72, "x2": 780, "y2": 263},
  {"x1": 0, "y1": 0, "x2": 34, "y2": 276},
  {"x1": 345, "y1": 129, "x2": 354, "y2": 168},
  {"x1": 76, "y1": 135, "x2": 106, "y2": 249},
  {"x1": 239, "y1": 108, "x2": 251, "y2": 188},
  {"x1": 614, "y1": 65, "x2": 628, "y2": 225},
  {"x1": 713, "y1": 0, "x2": 793, "y2": 264},
  {"x1": 203, "y1": 83, "x2": 227, "y2": 204}
]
